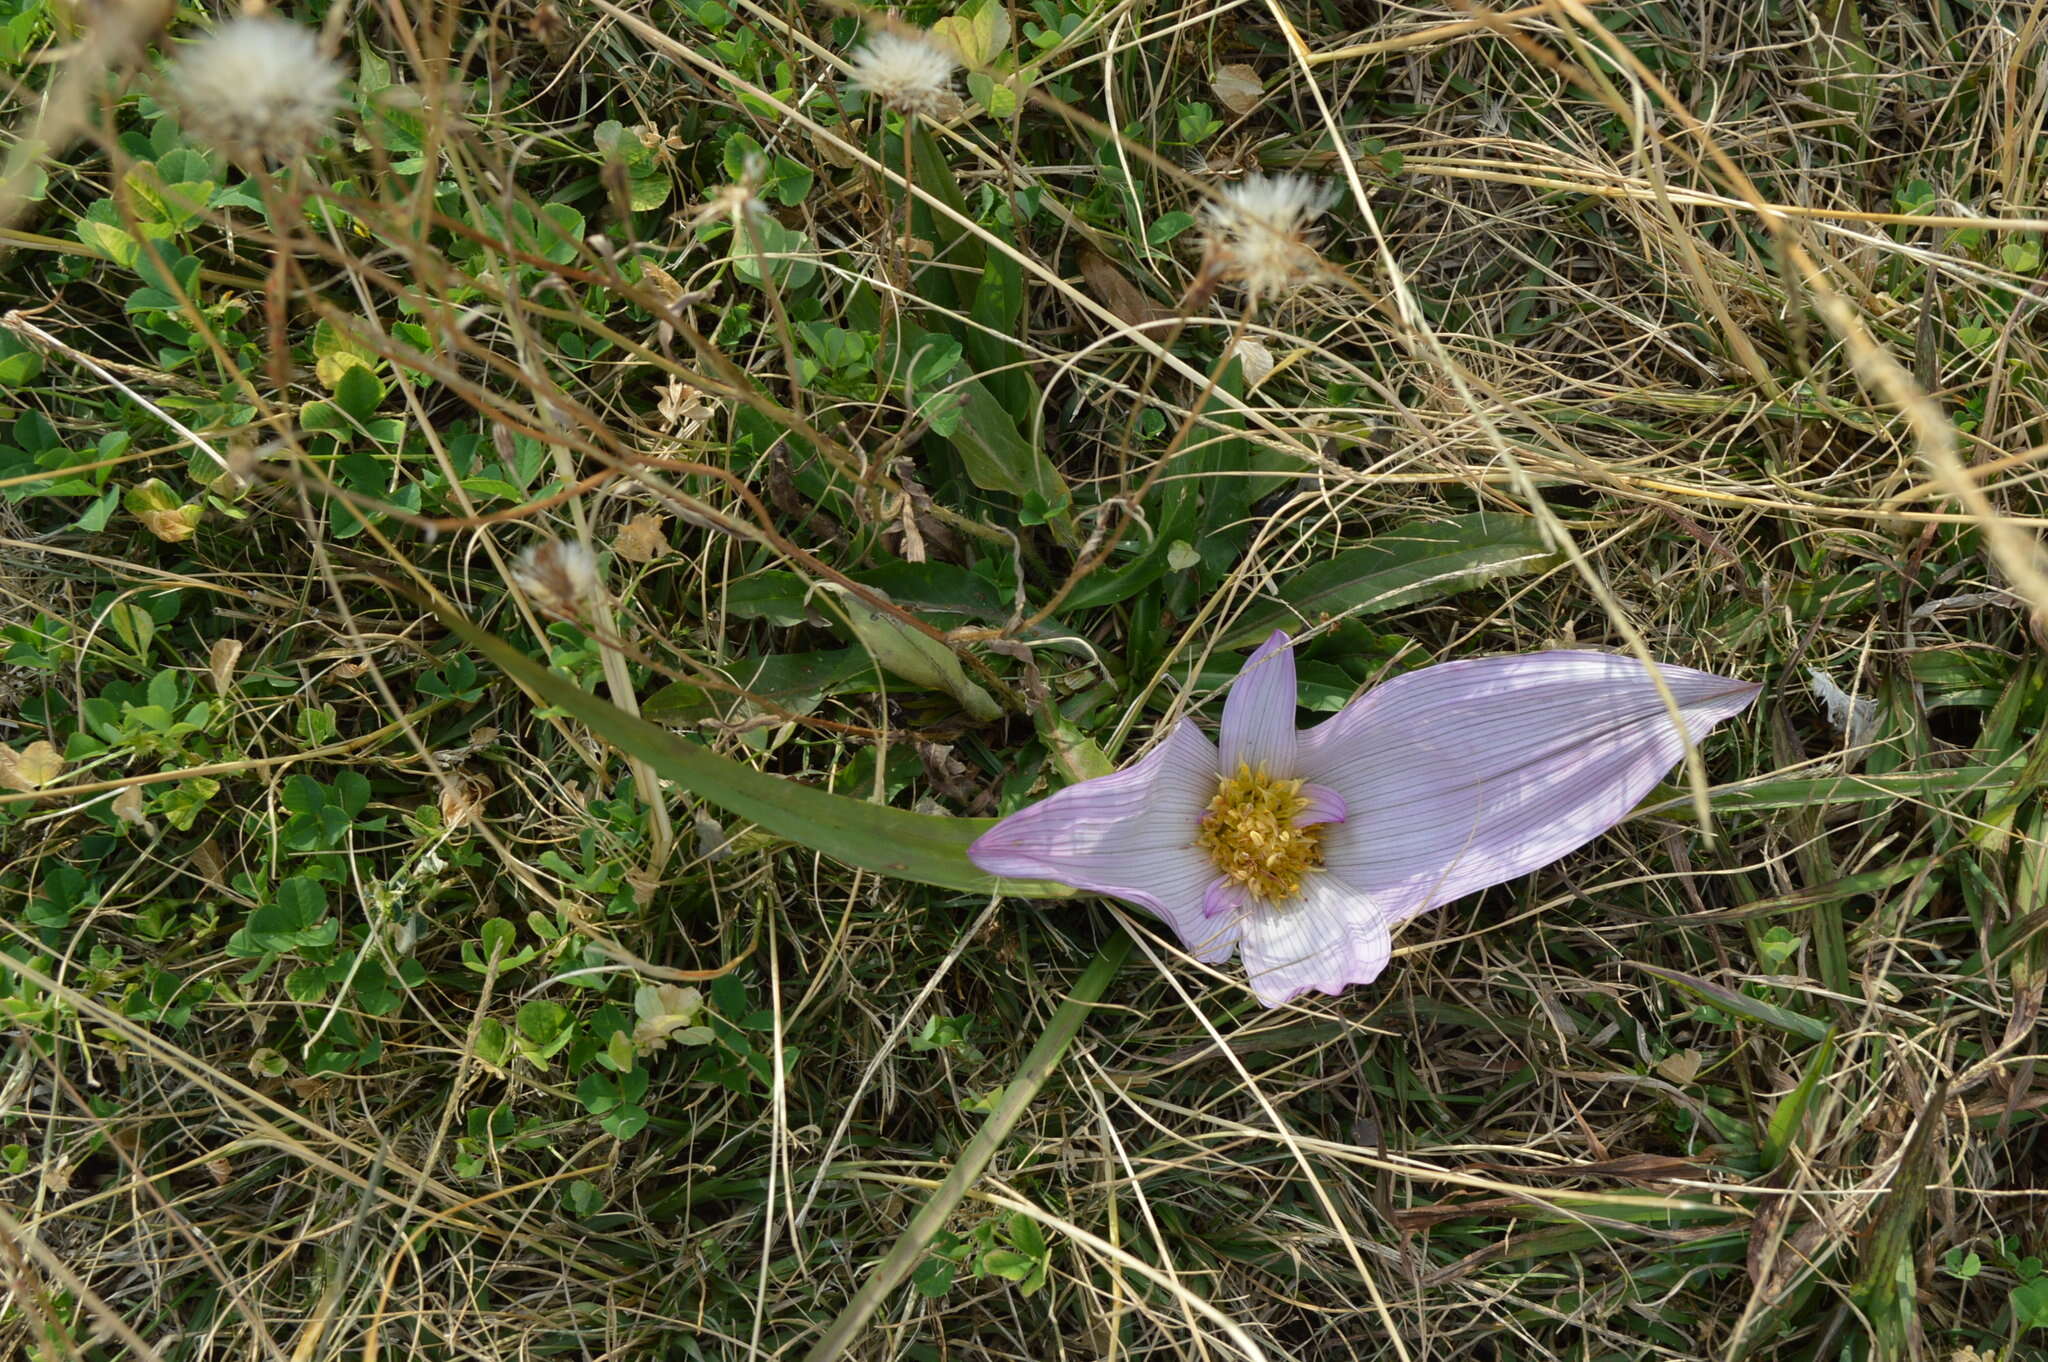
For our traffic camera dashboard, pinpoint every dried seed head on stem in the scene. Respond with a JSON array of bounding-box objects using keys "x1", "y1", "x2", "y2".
[
  {"x1": 164, "y1": 16, "x2": 346, "y2": 164},
  {"x1": 508, "y1": 538, "x2": 604, "y2": 621},
  {"x1": 846, "y1": 31, "x2": 958, "y2": 118},
  {"x1": 1202, "y1": 173, "x2": 1336, "y2": 305}
]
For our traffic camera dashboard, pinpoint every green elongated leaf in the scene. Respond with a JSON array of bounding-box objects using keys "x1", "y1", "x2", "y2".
[
  {"x1": 858, "y1": 561, "x2": 1007, "y2": 619},
  {"x1": 1071, "y1": 369, "x2": 1254, "y2": 615},
  {"x1": 1035, "y1": 706, "x2": 1112, "y2": 783},
  {"x1": 724, "y1": 571, "x2": 812, "y2": 625},
  {"x1": 433, "y1": 604, "x2": 1066, "y2": 896},
  {"x1": 1762, "y1": 1030, "x2": 1837, "y2": 1170},
  {"x1": 642, "y1": 649, "x2": 877, "y2": 725},
  {"x1": 1187, "y1": 358, "x2": 1260, "y2": 595},
  {"x1": 1634, "y1": 963, "x2": 1831, "y2": 1043},
  {"x1": 903, "y1": 124, "x2": 985, "y2": 289},
  {"x1": 883, "y1": 318, "x2": 1068, "y2": 512},
  {"x1": 1218, "y1": 515, "x2": 1560, "y2": 648},
  {"x1": 1851, "y1": 1074, "x2": 1949, "y2": 1354},
  {"x1": 1475, "y1": 1206, "x2": 1743, "y2": 1265},
  {"x1": 817, "y1": 582, "x2": 1002, "y2": 721},
  {"x1": 717, "y1": 564, "x2": 1091, "y2": 655},
  {"x1": 1059, "y1": 529, "x2": 1179, "y2": 612},
  {"x1": 934, "y1": 365, "x2": 1068, "y2": 513},
  {"x1": 965, "y1": 222, "x2": 1031, "y2": 413},
  {"x1": 1642, "y1": 756, "x2": 2024, "y2": 818},
  {"x1": 741, "y1": 649, "x2": 874, "y2": 704},
  {"x1": 1811, "y1": 0, "x2": 1877, "y2": 137},
  {"x1": 804, "y1": 930, "x2": 1133, "y2": 1362}
]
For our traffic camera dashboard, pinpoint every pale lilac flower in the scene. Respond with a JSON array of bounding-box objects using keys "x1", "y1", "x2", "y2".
[{"x1": 970, "y1": 634, "x2": 1759, "y2": 1007}]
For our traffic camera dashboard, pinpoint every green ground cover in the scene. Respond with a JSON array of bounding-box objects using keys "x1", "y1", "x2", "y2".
[{"x1": 1, "y1": 0, "x2": 2046, "y2": 1357}]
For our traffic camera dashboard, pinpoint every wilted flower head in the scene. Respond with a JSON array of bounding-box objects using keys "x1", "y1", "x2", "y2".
[
  {"x1": 165, "y1": 16, "x2": 346, "y2": 163},
  {"x1": 1204, "y1": 174, "x2": 1337, "y2": 303},
  {"x1": 632, "y1": 984, "x2": 712, "y2": 1054},
  {"x1": 1808, "y1": 667, "x2": 1878, "y2": 748},
  {"x1": 508, "y1": 538, "x2": 603, "y2": 620},
  {"x1": 847, "y1": 31, "x2": 958, "y2": 118},
  {"x1": 971, "y1": 634, "x2": 1758, "y2": 1007}
]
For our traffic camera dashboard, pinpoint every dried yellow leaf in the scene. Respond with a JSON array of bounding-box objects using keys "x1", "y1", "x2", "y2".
[
  {"x1": 639, "y1": 258, "x2": 685, "y2": 304},
  {"x1": 614, "y1": 512, "x2": 671, "y2": 563},
  {"x1": 1654, "y1": 1050, "x2": 1703, "y2": 1085},
  {"x1": 1229, "y1": 337, "x2": 1276, "y2": 386},
  {"x1": 111, "y1": 785, "x2": 150, "y2": 827},
  {"x1": 209, "y1": 637, "x2": 244, "y2": 695},
  {"x1": 1212, "y1": 64, "x2": 1264, "y2": 116},
  {"x1": 438, "y1": 771, "x2": 492, "y2": 829},
  {"x1": 0, "y1": 739, "x2": 64, "y2": 791}
]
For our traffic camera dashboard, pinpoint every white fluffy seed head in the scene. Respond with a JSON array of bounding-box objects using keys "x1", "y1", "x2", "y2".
[
  {"x1": 1204, "y1": 174, "x2": 1336, "y2": 303},
  {"x1": 166, "y1": 16, "x2": 346, "y2": 163},
  {"x1": 847, "y1": 31, "x2": 958, "y2": 117},
  {"x1": 509, "y1": 539, "x2": 603, "y2": 619}
]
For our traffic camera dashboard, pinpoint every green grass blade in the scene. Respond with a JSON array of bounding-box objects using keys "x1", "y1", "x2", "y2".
[
  {"x1": 1770, "y1": 710, "x2": 1851, "y2": 996},
  {"x1": 802, "y1": 929, "x2": 1135, "y2": 1362},
  {"x1": 1762, "y1": 1029, "x2": 1837, "y2": 1170},
  {"x1": 1641, "y1": 757, "x2": 2026, "y2": 817},
  {"x1": 435, "y1": 602, "x2": 1069, "y2": 897},
  {"x1": 1218, "y1": 514, "x2": 1560, "y2": 648},
  {"x1": 1467, "y1": 1204, "x2": 1743, "y2": 1265},
  {"x1": 1633, "y1": 963, "x2": 1831, "y2": 1043},
  {"x1": 1811, "y1": 0, "x2": 1878, "y2": 145}
]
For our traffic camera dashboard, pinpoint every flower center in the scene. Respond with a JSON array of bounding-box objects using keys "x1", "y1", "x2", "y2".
[{"x1": 1195, "y1": 763, "x2": 1329, "y2": 903}]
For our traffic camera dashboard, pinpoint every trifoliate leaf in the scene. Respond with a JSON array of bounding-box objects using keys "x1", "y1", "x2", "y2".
[
  {"x1": 931, "y1": 0, "x2": 1009, "y2": 65},
  {"x1": 966, "y1": 71, "x2": 1018, "y2": 118},
  {"x1": 312, "y1": 318, "x2": 380, "y2": 390}
]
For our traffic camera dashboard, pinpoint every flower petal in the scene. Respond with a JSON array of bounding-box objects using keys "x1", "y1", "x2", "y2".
[
  {"x1": 1203, "y1": 877, "x2": 1248, "y2": 919},
  {"x1": 1299, "y1": 651, "x2": 1760, "y2": 923},
  {"x1": 1296, "y1": 783, "x2": 1348, "y2": 826},
  {"x1": 969, "y1": 722, "x2": 1238, "y2": 962},
  {"x1": 1236, "y1": 874, "x2": 1391, "y2": 1007},
  {"x1": 1220, "y1": 630, "x2": 1298, "y2": 776}
]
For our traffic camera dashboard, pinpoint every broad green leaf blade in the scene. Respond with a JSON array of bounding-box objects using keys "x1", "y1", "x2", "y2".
[
  {"x1": 967, "y1": 246, "x2": 1030, "y2": 409},
  {"x1": 435, "y1": 603, "x2": 1067, "y2": 896},
  {"x1": 888, "y1": 322, "x2": 1068, "y2": 514},
  {"x1": 1218, "y1": 515, "x2": 1560, "y2": 648},
  {"x1": 816, "y1": 582, "x2": 1002, "y2": 721},
  {"x1": 905, "y1": 123, "x2": 985, "y2": 286},
  {"x1": 940, "y1": 370, "x2": 1067, "y2": 510},
  {"x1": 1059, "y1": 529, "x2": 1178, "y2": 612}
]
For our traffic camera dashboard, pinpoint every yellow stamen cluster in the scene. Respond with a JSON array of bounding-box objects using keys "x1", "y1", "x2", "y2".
[{"x1": 1195, "y1": 764, "x2": 1328, "y2": 903}]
